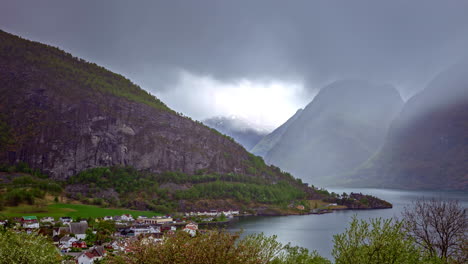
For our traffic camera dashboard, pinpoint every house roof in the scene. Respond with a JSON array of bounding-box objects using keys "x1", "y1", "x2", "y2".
[
  {"x1": 70, "y1": 222, "x2": 88, "y2": 235},
  {"x1": 78, "y1": 252, "x2": 94, "y2": 260},
  {"x1": 22, "y1": 216, "x2": 37, "y2": 220},
  {"x1": 59, "y1": 227, "x2": 71, "y2": 233},
  {"x1": 91, "y1": 246, "x2": 106, "y2": 257},
  {"x1": 60, "y1": 236, "x2": 76, "y2": 242}
]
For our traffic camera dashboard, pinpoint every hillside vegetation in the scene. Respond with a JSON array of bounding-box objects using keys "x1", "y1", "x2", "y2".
[{"x1": 0, "y1": 29, "x2": 306, "y2": 185}]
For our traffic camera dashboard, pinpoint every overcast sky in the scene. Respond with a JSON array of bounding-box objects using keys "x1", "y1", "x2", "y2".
[{"x1": 2, "y1": 0, "x2": 468, "y2": 130}]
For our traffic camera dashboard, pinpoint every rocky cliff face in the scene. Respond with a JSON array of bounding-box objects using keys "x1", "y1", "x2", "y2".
[
  {"x1": 0, "y1": 30, "x2": 260, "y2": 180},
  {"x1": 350, "y1": 60, "x2": 468, "y2": 190},
  {"x1": 265, "y1": 80, "x2": 403, "y2": 186}
]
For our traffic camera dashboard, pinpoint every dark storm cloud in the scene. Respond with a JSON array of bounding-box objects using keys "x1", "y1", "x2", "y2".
[{"x1": 2, "y1": 0, "x2": 468, "y2": 98}]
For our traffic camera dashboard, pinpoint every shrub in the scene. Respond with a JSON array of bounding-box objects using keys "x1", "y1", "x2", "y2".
[
  {"x1": 103, "y1": 231, "x2": 330, "y2": 264},
  {"x1": 0, "y1": 230, "x2": 61, "y2": 264},
  {"x1": 332, "y1": 217, "x2": 425, "y2": 264}
]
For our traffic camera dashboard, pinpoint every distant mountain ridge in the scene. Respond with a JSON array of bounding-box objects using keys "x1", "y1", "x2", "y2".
[
  {"x1": 203, "y1": 116, "x2": 268, "y2": 150},
  {"x1": 265, "y1": 80, "x2": 403, "y2": 186},
  {"x1": 348, "y1": 60, "x2": 468, "y2": 190},
  {"x1": 251, "y1": 109, "x2": 303, "y2": 157}
]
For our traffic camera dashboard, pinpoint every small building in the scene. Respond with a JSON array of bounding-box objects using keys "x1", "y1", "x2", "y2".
[
  {"x1": 130, "y1": 225, "x2": 161, "y2": 236},
  {"x1": 76, "y1": 246, "x2": 106, "y2": 264},
  {"x1": 183, "y1": 222, "x2": 198, "y2": 237},
  {"x1": 72, "y1": 240, "x2": 88, "y2": 249},
  {"x1": 121, "y1": 214, "x2": 134, "y2": 222},
  {"x1": 69, "y1": 221, "x2": 88, "y2": 240},
  {"x1": 77, "y1": 251, "x2": 95, "y2": 264},
  {"x1": 59, "y1": 235, "x2": 78, "y2": 248},
  {"x1": 137, "y1": 216, "x2": 173, "y2": 225},
  {"x1": 53, "y1": 226, "x2": 71, "y2": 237},
  {"x1": 21, "y1": 216, "x2": 39, "y2": 229},
  {"x1": 60, "y1": 217, "x2": 73, "y2": 223},
  {"x1": 41, "y1": 216, "x2": 55, "y2": 223}
]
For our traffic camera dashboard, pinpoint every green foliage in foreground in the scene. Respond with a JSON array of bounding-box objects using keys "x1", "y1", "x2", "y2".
[
  {"x1": 104, "y1": 231, "x2": 330, "y2": 264},
  {"x1": 0, "y1": 229, "x2": 61, "y2": 264},
  {"x1": 0, "y1": 216, "x2": 460, "y2": 264},
  {"x1": 332, "y1": 217, "x2": 439, "y2": 264}
]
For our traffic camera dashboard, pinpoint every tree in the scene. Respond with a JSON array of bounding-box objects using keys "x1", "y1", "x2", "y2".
[
  {"x1": 0, "y1": 230, "x2": 61, "y2": 264},
  {"x1": 84, "y1": 228, "x2": 97, "y2": 245},
  {"x1": 272, "y1": 244, "x2": 331, "y2": 264},
  {"x1": 332, "y1": 216, "x2": 424, "y2": 264},
  {"x1": 103, "y1": 231, "x2": 330, "y2": 264},
  {"x1": 95, "y1": 220, "x2": 116, "y2": 243},
  {"x1": 402, "y1": 199, "x2": 467, "y2": 263}
]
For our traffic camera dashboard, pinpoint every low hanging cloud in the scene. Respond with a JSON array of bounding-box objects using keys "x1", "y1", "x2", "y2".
[
  {"x1": 2, "y1": 0, "x2": 468, "y2": 127},
  {"x1": 154, "y1": 70, "x2": 311, "y2": 131}
]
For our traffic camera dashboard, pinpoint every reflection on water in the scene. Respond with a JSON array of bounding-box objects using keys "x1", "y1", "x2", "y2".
[{"x1": 227, "y1": 188, "x2": 468, "y2": 260}]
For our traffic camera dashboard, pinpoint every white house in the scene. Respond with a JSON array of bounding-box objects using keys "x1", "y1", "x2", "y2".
[
  {"x1": 121, "y1": 214, "x2": 134, "y2": 222},
  {"x1": 130, "y1": 225, "x2": 161, "y2": 236},
  {"x1": 21, "y1": 216, "x2": 39, "y2": 229},
  {"x1": 77, "y1": 252, "x2": 95, "y2": 264},
  {"x1": 183, "y1": 222, "x2": 198, "y2": 237},
  {"x1": 40, "y1": 217, "x2": 55, "y2": 223},
  {"x1": 59, "y1": 235, "x2": 78, "y2": 248},
  {"x1": 136, "y1": 216, "x2": 173, "y2": 225},
  {"x1": 76, "y1": 247, "x2": 106, "y2": 264},
  {"x1": 59, "y1": 217, "x2": 73, "y2": 223}
]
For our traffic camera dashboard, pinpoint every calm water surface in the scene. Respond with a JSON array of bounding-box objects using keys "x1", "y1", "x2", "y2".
[{"x1": 227, "y1": 188, "x2": 468, "y2": 260}]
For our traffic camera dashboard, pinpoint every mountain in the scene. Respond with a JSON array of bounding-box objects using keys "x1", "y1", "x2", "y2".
[
  {"x1": 251, "y1": 109, "x2": 303, "y2": 158},
  {"x1": 0, "y1": 29, "x2": 289, "y2": 184},
  {"x1": 203, "y1": 116, "x2": 268, "y2": 150},
  {"x1": 0, "y1": 30, "x2": 393, "y2": 213},
  {"x1": 349, "y1": 60, "x2": 468, "y2": 190},
  {"x1": 265, "y1": 80, "x2": 403, "y2": 186}
]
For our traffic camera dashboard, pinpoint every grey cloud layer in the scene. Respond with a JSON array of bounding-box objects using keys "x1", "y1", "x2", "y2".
[{"x1": 2, "y1": 0, "x2": 468, "y2": 97}]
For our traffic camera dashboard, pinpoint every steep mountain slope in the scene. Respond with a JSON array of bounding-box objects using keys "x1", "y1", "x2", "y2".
[
  {"x1": 0, "y1": 30, "x2": 288, "y2": 184},
  {"x1": 251, "y1": 109, "x2": 303, "y2": 158},
  {"x1": 0, "y1": 30, "x2": 393, "y2": 213},
  {"x1": 266, "y1": 80, "x2": 403, "y2": 185},
  {"x1": 203, "y1": 116, "x2": 268, "y2": 150},
  {"x1": 350, "y1": 60, "x2": 468, "y2": 190}
]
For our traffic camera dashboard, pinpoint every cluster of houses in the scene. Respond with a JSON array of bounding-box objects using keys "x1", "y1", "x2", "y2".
[
  {"x1": 184, "y1": 209, "x2": 240, "y2": 218},
  {"x1": 1, "y1": 212, "x2": 236, "y2": 263}
]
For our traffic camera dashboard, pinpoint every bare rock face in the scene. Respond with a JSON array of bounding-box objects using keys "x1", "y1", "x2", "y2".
[{"x1": 0, "y1": 30, "x2": 251, "y2": 180}]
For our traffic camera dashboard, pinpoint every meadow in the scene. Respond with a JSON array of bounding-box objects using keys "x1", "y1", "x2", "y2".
[{"x1": 0, "y1": 203, "x2": 161, "y2": 219}]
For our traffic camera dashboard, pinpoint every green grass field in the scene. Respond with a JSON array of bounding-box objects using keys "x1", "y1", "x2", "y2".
[{"x1": 0, "y1": 203, "x2": 162, "y2": 219}]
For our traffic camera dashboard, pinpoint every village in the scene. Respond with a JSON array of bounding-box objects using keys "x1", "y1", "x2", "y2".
[{"x1": 0, "y1": 209, "x2": 240, "y2": 264}]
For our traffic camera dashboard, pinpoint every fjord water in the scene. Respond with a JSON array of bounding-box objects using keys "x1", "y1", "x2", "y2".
[{"x1": 228, "y1": 188, "x2": 468, "y2": 260}]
